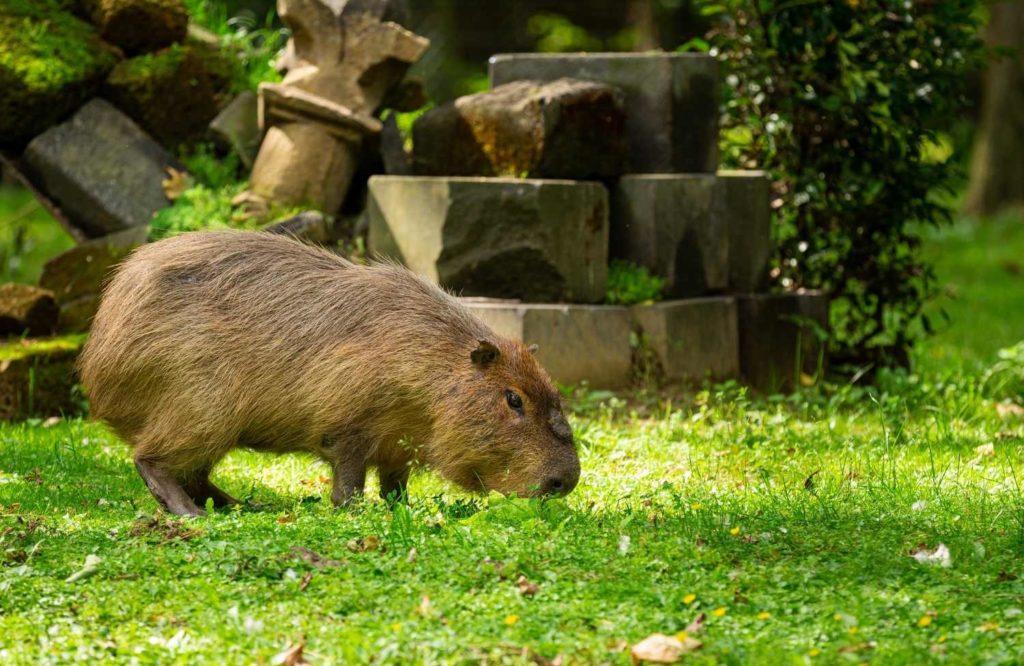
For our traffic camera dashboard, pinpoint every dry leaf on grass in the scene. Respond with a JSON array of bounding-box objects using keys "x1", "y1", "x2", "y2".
[
  {"x1": 515, "y1": 574, "x2": 540, "y2": 598},
  {"x1": 630, "y1": 633, "x2": 702, "y2": 664},
  {"x1": 346, "y1": 535, "x2": 381, "y2": 552},
  {"x1": 272, "y1": 640, "x2": 310, "y2": 666},
  {"x1": 288, "y1": 546, "x2": 343, "y2": 569},
  {"x1": 910, "y1": 543, "x2": 952, "y2": 568},
  {"x1": 161, "y1": 167, "x2": 189, "y2": 200},
  {"x1": 996, "y1": 403, "x2": 1024, "y2": 418}
]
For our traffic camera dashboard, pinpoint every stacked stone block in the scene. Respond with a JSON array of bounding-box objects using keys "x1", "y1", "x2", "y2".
[{"x1": 368, "y1": 52, "x2": 828, "y2": 391}]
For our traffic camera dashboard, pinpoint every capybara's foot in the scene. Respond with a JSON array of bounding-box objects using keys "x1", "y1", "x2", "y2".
[
  {"x1": 134, "y1": 458, "x2": 205, "y2": 516},
  {"x1": 183, "y1": 475, "x2": 239, "y2": 509},
  {"x1": 379, "y1": 466, "x2": 409, "y2": 504}
]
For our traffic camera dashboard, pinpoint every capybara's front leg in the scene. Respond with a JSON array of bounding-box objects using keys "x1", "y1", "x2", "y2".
[
  {"x1": 379, "y1": 464, "x2": 410, "y2": 503},
  {"x1": 330, "y1": 458, "x2": 366, "y2": 506},
  {"x1": 134, "y1": 457, "x2": 204, "y2": 516}
]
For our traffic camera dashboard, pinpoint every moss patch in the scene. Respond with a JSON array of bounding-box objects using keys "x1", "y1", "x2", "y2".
[
  {"x1": 0, "y1": 333, "x2": 85, "y2": 419},
  {"x1": 0, "y1": 0, "x2": 118, "y2": 144},
  {"x1": 0, "y1": 334, "x2": 87, "y2": 363}
]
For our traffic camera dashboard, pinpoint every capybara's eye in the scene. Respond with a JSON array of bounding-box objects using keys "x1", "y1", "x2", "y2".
[{"x1": 505, "y1": 390, "x2": 524, "y2": 412}]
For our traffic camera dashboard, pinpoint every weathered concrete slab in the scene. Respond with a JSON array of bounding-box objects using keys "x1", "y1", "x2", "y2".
[
  {"x1": 737, "y1": 292, "x2": 829, "y2": 394},
  {"x1": 412, "y1": 78, "x2": 627, "y2": 179},
  {"x1": 0, "y1": 334, "x2": 85, "y2": 420},
  {"x1": 490, "y1": 53, "x2": 718, "y2": 173},
  {"x1": 23, "y1": 99, "x2": 178, "y2": 239},
  {"x1": 632, "y1": 297, "x2": 739, "y2": 382},
  {"x1": 39, "y1": 226, "x2": 147, "y2": 332},
  {"x1": 612, "y1": 172, "x2": 771, "y2": 297},
  {"x1": 462, "y1": 299, "x2": 632, "y2": 389},
  {"x1": 210, "y1": 91, "x2": 261, "y2": 169},
  {"x1": 368, "y1": 176, "x2": 609, "y2": 303}
]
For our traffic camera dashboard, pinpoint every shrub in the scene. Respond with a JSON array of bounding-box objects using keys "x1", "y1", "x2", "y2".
[
  {"x1": 698, "y1": 0, "x2": 987, "y2": 370},
  {"x1": 605, "y1": 260, "x2": 665, "y2": 305}
]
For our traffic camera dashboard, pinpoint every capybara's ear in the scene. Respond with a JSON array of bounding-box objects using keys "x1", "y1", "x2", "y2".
[
  {"x1": 471, "y1": 339, "x2": 501, "y2": 368},
  {"x1": 527, "y1": 343, "x2": 539, "y2": 354}
]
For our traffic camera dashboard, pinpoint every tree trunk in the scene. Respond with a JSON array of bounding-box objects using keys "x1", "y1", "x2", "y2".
[{"x1": 965, "y1": 0, "x2": 1024, "y2": 217}]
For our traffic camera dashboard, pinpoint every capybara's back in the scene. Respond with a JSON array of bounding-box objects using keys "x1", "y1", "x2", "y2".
[{"x1": 80, "y1": 231, "x2": 579, "y2": 515}]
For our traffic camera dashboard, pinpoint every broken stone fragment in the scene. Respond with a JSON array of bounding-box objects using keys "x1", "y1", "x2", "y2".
[
  {"x1": 0, "y1": 284, "x2": 59, "y2": 337},
  {"x1": 461, "y1": 299, "x2": 633, "y2": 390},
  {"x1": 82, "y1": 0, "x2": 188, "y2": 55},
  {"x1": 209, "y1": 91, "x2": 261, "y2": 169},
  {"x1": 23, "y1": 99, "x2": 180, "y2": 238},
  {"x1": 368, "y1": 176, "x2": 609, "y2": 303},
  {"x1": 0, "y1": 334, "x2": 86, "y2": 420},
  {"x1": 490, "y1": 53, "x2": 719, "y2": 173},
  {"x1": 412, "y1": 78, "x2": 628, "y2": 179},
  {"x1": 39, "y1": 226, "x2": 148, "y2": 332}
]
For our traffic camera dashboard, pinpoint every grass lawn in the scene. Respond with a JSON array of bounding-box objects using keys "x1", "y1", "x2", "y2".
[{"x1": 0, "y1": 214, "x2": 1022, "y2": 664}]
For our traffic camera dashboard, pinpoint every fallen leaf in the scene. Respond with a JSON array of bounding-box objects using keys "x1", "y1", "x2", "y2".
[
  {"x1": 288, "y1": 546, "x2": 343, "y2": 569},
  {"x1": 277, "y1": 514, "x2": 296, "y2": 524},
  {"x1": 685, "y1": 613, "x2": 706, "y2": 634},
  {"x1": 976, "y1": 443, "x2": 996, "y2": 456},
  {"x1": 996, "y1": 403, "x2": 1024, "y2": 418},
  {"x1": 515, "y1": 575, "x2": 540, "y2": 598},
  {"x1": 346, "y1": 535, "x2": 381, "y2": 552},
  {"x1": 631, "y1": 633, "x2": 701, "y2": 664},
  {"x1": 910, "y1": 543, "x2": 952, "y2": 568},
  {"x1": 161, "y1": 167, "x2": 189, "y2": 200},
  {"x1": 271, "y1": 640, "x2": 310, "y2": 666},
  {"x1": 23, "y1": 469, "x2": 43, "y2": 485},
  {"x1": 299, "y1": 572, "x2": 313, "y2": 591},
  {"x1": 66, "y1": 554, "x2": 102, "y2": 583}
]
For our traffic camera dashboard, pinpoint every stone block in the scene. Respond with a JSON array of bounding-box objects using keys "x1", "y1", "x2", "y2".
[
  {"x1": 0, "y1": 334, "x2": 86, "y2": 420},
  {"x1": 39, "y1": 226, "x2": 147, "y2": 332},
  {"x1": 24, "y1": 99, "x2": 178, "y2": 239},
  {"x1": 210, "y1": 91, "x2": 260, "y2": 168},
  {"x1": 265, "y1": 211, "x2": 331, "y2": 245},
  {"x1": 412, "y1": 78, "x2": 627, "y2": 179},
  {"x1": 737, "y1": 292, "x2": 829, "y2": 394},
  {"x1": 612, "y1": 172, "x2": 771, "y2": 297},
  {"x1": 103, "y1": 44, "x2": 221, "y2": 149},
  {"x1": 368, "y1": 176, "x2": 609, "y2": 303},
  {"x1": 632, "y1": 298, "x2": 739, "y2": 382},
  {"x1": 461, "y1": 300, "x2": 632, "y2": 389},
  {"x1": 82, "y1": 0, "x2": 188, "y2": 55},
  {"x1": 0, "y1": 284, "x2": 59, "y2": 337},
  {"x1": 490, "y1": 53, "x2": 718, "y2": 173}
]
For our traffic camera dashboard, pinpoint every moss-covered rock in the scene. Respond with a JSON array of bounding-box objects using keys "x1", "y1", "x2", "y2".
[
  {"x1": 0, "y1": 284, "x2": 59, "y2": 337},
  {"x1": 82, "y1": 0, "x2": 187, "y2": 55},
  {"x1": 0, "y1": 0, "x2": 118, "y2": 145},
  {"x1": 102, "y1": 44, "x2": 221, "y2": 149},
  {"x1": 0, "y1": 334, "x2": 86, "y2": 420}
]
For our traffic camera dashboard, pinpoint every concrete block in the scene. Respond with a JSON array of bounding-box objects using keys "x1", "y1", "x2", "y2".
[
  {"x1": 368, "y1": 176, "x2": 609, "y2": 303},
  {"x1": 632, "y1": 297, "x2": 739, "y2": 382},
  {"x1": 461, "y1": 299, "x2": 633, "y2": 389},
  {"x1": 612, "y1": 172, "x2": 770, "y2": 297},
  {"x1": 737, "y1": 292, "x2": 829, "y2": 393},
  {"x1": 490, "y1": 53, "x2": 718, "y2": 173}
]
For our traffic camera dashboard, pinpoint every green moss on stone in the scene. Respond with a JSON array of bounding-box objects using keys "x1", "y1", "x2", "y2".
[
  {"x1": 0, "y1": 334, "x2": 87, "y2": 363},
  {"x1": 0, "y1": 1, "x2": 118, "y2": 143}
]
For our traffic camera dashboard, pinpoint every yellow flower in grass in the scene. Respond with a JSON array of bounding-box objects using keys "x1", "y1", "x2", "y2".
[
  {"x1": 712, "y1": 607, "x2": 727, "y2": 618},
  {"x1": 757, "y1": 611, "x2": 771, "y2": 620},
  {"x1": 918, "y1": 615, "x2": 933, "y2": 628},
  {"x1": 504, "y1": 614, "x2": 519, "y2": 626},
  {"x1": 729, "y1": 526, "x2": 741, "y2": 536},
  {"x1": 683, "y1": 594, "x2": 697, "y2": 605}
]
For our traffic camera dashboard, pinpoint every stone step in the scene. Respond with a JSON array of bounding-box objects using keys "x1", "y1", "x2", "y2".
[
  {"x1": 612, "y1": 172, "x2": 770, "y2": 297},
  {"x1": 368, "y1": 176, "x2": 609, "y2": 303},
  {"x1": 632, "y1": 297, "x2": 739, "y2": 382},
  {"x1": 461, "y1": 299, "x2": 633, "y2": 389},
  {"x1": 489, "y1": 53, "x2": 718, "y2": 174},
  {"x1": 737, "y1": 292, "x2": 829, "y2": 394},
  {"x1": 0, "y1": 334, "x2": 86, "y2": 420}
]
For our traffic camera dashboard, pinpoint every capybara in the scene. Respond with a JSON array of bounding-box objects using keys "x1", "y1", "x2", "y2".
[{"x1": 79, "y1": 231, "x2": 579, "y2": 515}]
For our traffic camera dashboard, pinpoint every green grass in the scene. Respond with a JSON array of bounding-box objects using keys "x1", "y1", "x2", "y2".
[
  {"x1": 0, "y1": 206, "x2": 1022, "y2": 663},
  {"x1": 0, "y1": 186, "x2": 75, "y2": 284}
]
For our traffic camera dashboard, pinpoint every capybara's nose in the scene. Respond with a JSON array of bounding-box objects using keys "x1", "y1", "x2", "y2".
[{"x1": 545, "y1": 468, "x2": 579, "y2": 496}]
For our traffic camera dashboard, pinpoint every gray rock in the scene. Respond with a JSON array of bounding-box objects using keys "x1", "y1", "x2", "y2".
[
  {"x1": 490, "y1": 53, "x2": 718, "y2": 173},
  {"x1": 461, "y1": 299, "x2": 633, "y2": 389},
  {"x1": 368, "y1": 176, "x2": 609, "y2": 303},
  {"x1": 265, "y1": 211, "x2": 331, "y2": 245},
  {"x1": 23, "y1": 99, "x2": 178, "y2": 239},
  {"x1": 632, "y1": 297, "x2": 739, "y2": 382},
  {"x1": 412, "y1": 78, "x2": 627, "y2": 179},
  {"x1": 612, "y1": 172, "x2": 771, "y2": 297},
  {"x1": 39, "y1": 226, "x2": 148, "y2": 332},
  {"x1": 209, "y1": 91, "x2": 261, "y2": 169},
  {"x1": 737, "y1": 292, "x2": 829, "y2": 394}
]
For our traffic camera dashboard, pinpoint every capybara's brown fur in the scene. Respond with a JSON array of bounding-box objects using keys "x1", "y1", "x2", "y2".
[{"x1": 79, "y1": 231, "x2": 579, "y2": 515}]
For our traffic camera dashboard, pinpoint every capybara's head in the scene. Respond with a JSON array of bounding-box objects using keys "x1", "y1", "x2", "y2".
[{"x1": 431, "y1": 338, "x2": 580, "y2": 498}]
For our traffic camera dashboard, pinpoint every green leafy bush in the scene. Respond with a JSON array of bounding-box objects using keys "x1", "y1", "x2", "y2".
[
  {"x1": 182, "y1": 0, "x2": 284, "y2": 91},
  {"x1": 605, "y1": 260, "x2": 665, "y2": 305},
  {"x1": 698, "y1": 0, "x2": 987, "y2": 370}
]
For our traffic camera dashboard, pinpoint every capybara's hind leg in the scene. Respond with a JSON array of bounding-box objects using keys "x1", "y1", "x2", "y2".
[
  {"x1": 183, "y1": 469, "x2": 239, "y2": 508},
  {"x1": 134, "y1": 457, "x2": 204, "y2": 516},
  {"x1": 379, "y1": 464, "x2": 409, "y2": 503}
]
